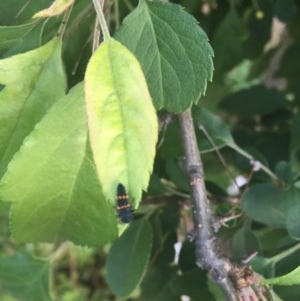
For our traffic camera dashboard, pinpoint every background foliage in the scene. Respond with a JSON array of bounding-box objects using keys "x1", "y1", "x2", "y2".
[{"x1": 0, "y1": 0, "x2": 300, "y2": 300}]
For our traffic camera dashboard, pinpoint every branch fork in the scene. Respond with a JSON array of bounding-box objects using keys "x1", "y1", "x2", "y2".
[{"x1": 178, "y1": 108, "x2": 268, "y2": 301}]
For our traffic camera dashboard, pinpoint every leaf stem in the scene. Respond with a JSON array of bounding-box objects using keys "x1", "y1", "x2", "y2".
[
  {"x1": 92, "y1": 17, "x2": 101, "y2": 52},
  {"x1": 269, "y1": 242, "x2": 300, "y2": 264},
  {"x1": 64, "y1": 2, "x2": 94, "y2": 40},
  {"x1": 57, "y1": 3, "x2": 74, "y2": 38},
  {"x1": 230, "y1": 145, "x2": 281, "y2": 184},
  {"x1": 92, "y1": 0, "x2": 111, "y2": 40}
]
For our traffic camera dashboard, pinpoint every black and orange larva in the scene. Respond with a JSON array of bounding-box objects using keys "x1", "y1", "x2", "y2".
[{"x1": 116, "y1": 183, "x2": 134, "y2": 223}]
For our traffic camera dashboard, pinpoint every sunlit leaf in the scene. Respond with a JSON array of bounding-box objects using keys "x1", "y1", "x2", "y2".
[
  {"x1": 0, "y1": 84, "x2": 117, "y2": 246},
  {"x1": 115, "y1": 0, "x2": 214, "y2": 113},
  {"x1": 85, "y1": 38, "x2": 158, "y2": 205},
  {"x1": 33, "y1": 0, "x2": 75, "y2": 18},
  {"x1": 0, "y1": 38, "x2": 66, "y2": 178}
]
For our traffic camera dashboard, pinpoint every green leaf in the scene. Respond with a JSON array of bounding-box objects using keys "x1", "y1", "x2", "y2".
[
  {"x1": 286, "y1": 186, "x2": 300, "y2": 240},
  {"x1": 290, "y1": 115, "x2": 300, "y2": 171},
  {"x1": 115, "y1": 0, "x2": 214, "y2": 113},
  {"x1": 140, "y1": 266, "x2": 178, "y2": 301},
  {"x1": 1, "y1": 20, "x2": 47, "y2": 58},
  {"x1": 275, "y1": 161, "x2": 299, "y2": 183},
  {"x1": 193, "y1": 107, "x2": 277, "y2": 179},
  {"x1": 275, "y1": 0, "x2": 297, "y2": 22},
  {"x1": 165, "y1": 160, "x2": 189, "y2": 192},
  {"x1": 0, "y1": 20, "x2": 39, "y2": 53},
  {"x1": 141, "y1": 267, "x2": 213, "y2": 301},
  {"x1": 0, "y1": 38, "x2": 66, "y2": 178},
  {"x1": 193, "y1": 107, "x2": 270, "y2": 174},
  {"x1": 154, "y1": 232, "x2": 177, "y2": 267},
  {"x1": 231, "y1": 228, "x2": 261, "y2": 261},
  {"x1": 208, "y1": 276, "x2": 227, "y2": 301},
  {"x1": 193, "y1": 106, "x2": 235, "y2": 152},
  {"x1": 249, "y1": 256, "x2": 274, "y2": 278},
  {"x1": 212, "y1": 7, "x2": 244, "y2": 77},
  {"x1": 219, "y1": 85, "x2": 286, "y2": 116},
  {"x1": 85, "y1": 38, "x2": 158, "y2": 205},
  {"x1": 156, "y1": 120, "x2": 183, "y2": 159},
  {"x1": 106, "y1": 219, "x2": 153, "y2": 298},
  {"x1": 242, "y1": 183, "x2": 286, "y2": 228},
  {"x1": 0, "y1": 0, "x2": 51, "y2": 24},
  {"x1": 0, "y1": 253, "x2": 51, "y2": 301},
  {"x1": 178, "y1": 241, "x2": 196, "y2": 272},
  {"x1": 171, "y1": 269, "x2": 214, "y2": 300},
  {"x1": 147, "y1": 173, "x2": 167, "y2": 196},
  {"x1": 269, "y1": 290, "x2": 284, "y2": 301},
  {"x1": 0, "y1": 84, "x2": 117, "y2": 246},
  {"x1": 264, "y1": 266, "x2": 300, "y2": 286}
]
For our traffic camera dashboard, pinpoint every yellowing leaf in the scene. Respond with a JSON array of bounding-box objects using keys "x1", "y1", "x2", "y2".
[
  {"x1": 33, "y1": 0, "x2": 74, "y2": 18},
  {"x1": 85, "y1": 38, "x2": 158, "y2": 205}
]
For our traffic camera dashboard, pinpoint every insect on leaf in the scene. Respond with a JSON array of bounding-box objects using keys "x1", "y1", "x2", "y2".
[{"x1": 116, "y1": 183, "x2": 134, "y2": 224}]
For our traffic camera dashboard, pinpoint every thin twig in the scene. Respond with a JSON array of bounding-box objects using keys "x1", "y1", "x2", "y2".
[
  {"x1": 92, "y1": 18, "x2": 101, "y2": 52},
  {"x1": 92, "y1": 0, "x2": 104, "y2": 52},
  {"x1": 199, "y1": 124, "x2": 239, "y2": 191},
  {"x1": 63, "y1": 2, "x2": 94, "y2": 40},
  {"x1": 57, "y1": 3, "x2": 74, "y2": 38}
]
